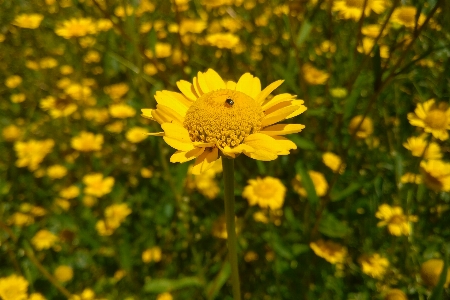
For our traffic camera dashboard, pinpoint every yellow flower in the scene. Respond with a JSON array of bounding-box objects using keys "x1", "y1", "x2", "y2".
[
  {"x1": 39, "y1": 57, "x2": 58, "y2": 69},
  {"x1": 0, "y1": 274, "x2": 29, "y2": 300},
  {"x1": 11, "y1": 13, "x2": 44, "y2": 29},
  {"x1": 83, "y1": 173, "x2": 114, "y2": 197},
  {"x1": 391, "y1": 6, "x2": 426, "y2": 28},
  {"x1": 83, "y1": 108, "x2": 109, "y2": 124},
  {"x1": 292, "y1": 171, "x2": 328, "y2": 197},
  {"x1": 60, "y1": 185, "x2": 80, "y2": 199},
  {"x1": 64, "y1": 84, "x2": 92, "y2": 101},
  {"x1": 95, "y1": 220, "x2": 114, "y2": 236},
  {"x1": 104, "y1": 83, "x2": 129, "y2": 100},
  {"x1": 349, "y1": 115, "x2": 373, "y2": 138},
  {"x1": 244, "y1": 251, "x2": 259, "y2": 262},
  {"x1": 142, "y1": 69, "x2": 306, "y2": 175},
  {"x1": 420, "y1": 160, "x2": 450, "y2": 192},
  {"x1": 375, "y1": 204, "x2": 418, "y2": 236},
  {"x1": 212, "y1": 215, "x2": 240, "y2": 239},
  {"x1": 145, "y1": 43, "x2": 173, "y2": 58},
  {"x1": 357, "y1": 38, "x2": 389, "y2": 58},
  {"x1": 5, "y1": 75, "x2": 22, "y2": 88},
  {"x1": 96, "y1": 19, "x2": 113, "y2": 31},
  {"x1": 8, "y1": 212, "x2": 34, "y2": 227},
  {"x1": 361, "y1": 24, "x2": 389, "y2": 39},
  {"x1": 83, "y1": 50, "x2": 101, "y2": 63},
  {"x1": 104, "y1": 203, "x2": 131, "y2": 228},
  {"x1": 186, "y1": 159, "x2": 222, "y2": 199},
  {"x1": 403, "y1": 135, "x2": 442, "y2": 160},
  {"x1": 407, "y1": 99, "x2": 450, "y2": 141},
  {"x1": 55, "y1": 18, "x2": 97, "y2": 39},
  {"x1": 31, "y1": 229, "x2": 58, "y2": 250},
  {"x1": 303, "y1": 63, "x2": 329, "y2": 85},
  {"x1": 242, "y1": 176, "x2": 286, "y2": 210},
  {"x1": 253, "y1": 211, "x2": 269, "y2": 223},
  {"x1": 156, "y1": 293, "x2": 173, "y2": 300},
  {"x1": 400, "y1": 173, "x2": 422, "y2": 184},
  {"x1": 141, "y1": 167, "x2": 153, "y2": 178},
  {"x1": 142, "y1": 247, "x2": 162, "y2": 263},
  {"x1": 332, "y1": 0, "x2": 386, "y2": 20},
  {"x1": 47, "y1": 164, "x2": 68, "y2": 179},
  {"x1": 106, "y1": 121, "x2": 124, "y2": 133},
  {"x1": 420, "y1": 259, "x2": 450, "y2": 287},
  {"x1": 205, "y1": 33, "x2": 240, "y2": 49},
  {"x1": 71, "y1": 131, "x2": 103, "y2": 152},
  {"x1": 14, "y1": 139, "x2": 54, "y2": 171},
  {"x1": 384, "y1": 289, "x2": 408, "y2": 300},
  {"x1": 125, "y1": 127, "x2": 148, "y2": 143},
  {"x1": 79, "y1": 288, "x2": 95, "y2": 300},
  {"x1": 40, "y1": 96, "x2": 78, "y2": 118},
  {"x1": 2, "y1": 124, "x2": 22, "y2": 142},
  {"x1": 322, "y1": 152, "x2": 345, "y2": 173},
  {"x1": 179, "y1": 19, "x2": 207, "y2": 35},
  {"x1": 28, "y1": 293, "x2": 46, "y2": 300},
  {"x1": 109, "y1": 103, "x2": 136, "y2": 118},
  {"x1": 358, "y1": 253, "x2": 389, "y2": 278},
  {"x1": 60, "y1": 65, "x2": 74, "y2": 75},
  {"x1": 11, "y1": 93, "x2": 26, "y2": 103},
  {"x1": 310, "y1": 239, "x2": 347, "y2": 264},
  {"x1": 54, "y1": 265, "x2": 73, "y2": 282}
]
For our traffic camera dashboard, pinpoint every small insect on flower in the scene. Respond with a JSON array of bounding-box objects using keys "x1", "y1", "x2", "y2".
[{"x1": 225, "y1": 98, "x2": 234, "y2": 106}]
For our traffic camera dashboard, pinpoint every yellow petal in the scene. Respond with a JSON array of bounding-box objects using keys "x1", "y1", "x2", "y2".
[
  {"x1": 163, "y1": 137, "x2": 195, "y2": 151},
  {"x1": 271, "y1": 136, "x2": 297, "y2": 154},
  {"x1": 226, "y1": 81, "x2": 236, "y2": 90},
  {"x1": 261, "y1": 93, "x2": 296, "y2": 111},
  {"x1": 261, "y1": 124, "x2": 305, "y2": 136},
  {"x1": 147, "y1": 132, "x2": 164, "y2": 136},
  {"x1": 155, "y1": 91, "x2": 189, "y2": 116},
  {"x1": 191, "y1": 147, "x2": 219, "y2": 175},
  {"x1": 176, "y1": 80, "x2": 198, "y2": 101},
  {"x1": 242, "y1": 133, "x2": 283, "y2": 161},
  {"x1": 153, "y1": 104, "x2": 184, "y2": 125},
  {"x1": 286, "y1": 101, "x2": 307, "y2": 119},
  {"x1": 162, "y1": 123, "x2": 191, "y2": 142},
  {"x1": 255, "y1": 80, "x2": 284, "y2": 104},
  {"x1": 220, "y1": 143, "x2": 255, "y2": 158},
  {"x1": 236, "y1": 73, "x2": 260, "y2": 98},
  {"x1": 204, "y1": 69, "x2": 226, "y2": 91},
  {"x1": 170, "y1": 147, "x2": 205, "y2": 163},
  {"x1": 197, "y1": 71, "x2": 211, "y2": 94},
  {"x1": 193, "y1": 76, "x2": 204, "y2": 97},
  {"x1": 141, "y1": 109, "x2": 155, "y2": 120},
  {"x1": 261, "y1": 105, "x2": 300, "y2": 127}
]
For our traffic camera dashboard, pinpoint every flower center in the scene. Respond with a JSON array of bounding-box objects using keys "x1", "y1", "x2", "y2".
[
  {"x1": 345, "y1": 0, "x2": 364, "y2": 8},
  {"x1": 389, "y1": 215, "x2": 405, "y2": 225},
  {"x1": 183, "y1": 89, "x2": 264, "y2": 148},
  {"x1": 425, "y1": 109, "x2": 447, "y2": 130}
]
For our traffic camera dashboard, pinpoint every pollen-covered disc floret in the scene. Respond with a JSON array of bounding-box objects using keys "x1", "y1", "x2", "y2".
[{"x1": 183, "y1": 90, "x2": 264, "y2": 148}]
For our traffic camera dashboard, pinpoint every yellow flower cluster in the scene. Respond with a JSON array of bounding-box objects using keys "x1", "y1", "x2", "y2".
[
  {"x1": 96, "y1": 203, "x2": 131, "y2": 236},
  {"x1": 14, "y1": 139, "x2": 54, "y2": 171}
]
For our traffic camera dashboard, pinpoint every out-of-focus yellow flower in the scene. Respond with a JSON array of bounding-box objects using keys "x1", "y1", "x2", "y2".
[
  {"x1": 391, "y1": 6, "x2": 426, "y2": 28},
  {"x1": 136, "y1": 0, "x2": 155, "y2": 15},
  {"x1": 145, "y1": 43, "x2": 172, "y2": 59},
  {"x1": 55, "y1": 198, "x2": 71, "y2": 211},
  {"x1": 55, "y1": 18, "x2": 97, "y2": 39},
  {"x1": 0, "y1": 274, "x2": 29, "y2": 300},
  {"x1": 292, "y1": 171, "x2": 328, "y2": 197},
  {"x1": 140, "y1": 167, "x2": 153, "y2": 178},
  {"x1": 359, "y1": 253, "x2": 389, "y2": 278},
  {"x1": 106, "y1": 121, "x2": 124, "y2": 133},
  {"x1": 31, "y1": 229, "x2": 58, "y2": 250},
  {"x1": 315, "y1": 40, "x2": 336, "y2": 55},
  {"x1": 78, "y1": 36, "x2": 97, "y2": 48},
  {"x1": 420, "y1": 259, "x2": 450, "y2": 288},
  {"x1": 60, "y1": 65, "x2": 74, "y2": 75},
  {"x1": 79, "y1": 288, "x2": 95, "y2": 300},
  {"x1": 407, "y1": 99, "x2": 450, "y2": 141},
  {"x1": 349, "y1": 115, "x2": 374, "y2": 138},
  {"x1": 82, "y1": 195, "x2": 97, "y2": 207},
  {"x1": 114, "y1": 5, "x2": 134, "y2": 18},
  {"x1": 303, "y1": 63, "x2": 329, "y2": 85},
  {"x1": 125, "y1": 127, "x2": 148, "y2": 143},
  {"x1": 2, "y1": 124, "x2": 22, "y2": 142},
  {"x1": 156, "y1": 292, "x2": 173, "y2": 300},
  {"x1": 322, "y1": 152, "x2": 345, "y2": 173},
  {"x1": 384, "y1": 289, "x2": 408, "y2": 300},
  {"x1": 403, "y1": 135, "x2": 442, "y2": 160},
  {"x1": 83, "y1": 108, "x2": 109, "y2": 124},
  {"x1": 64, "y1": 84, "x2": 92, "y2": 101},
  {"x1": 40, "y1": 57, "x2": 58, "y2": 69},
  {"x1": 11, "y1": 93, "x2": 26, "y2": 103},
  {"x1": 212, "y1": 215, "x2": 240, "y2": 239},
  {"x1": 14, "y1": 139, "x2": 54, "y2": 171},
  {"x1": 60, "y1": 185, "x2": 80, "y2": 199},
  {"x1": 310, "y1": 239, "x2": 347, "y2": 264},
  {"x1": 83, "y1": 173, "x2": 114, "y2": 197},
  {"x1": 142, "y1": 247, "x2": 162, "y2": 263},
  {"x1": 40, "y1": 96, "x2": 78, "y2": 118},
  {"x1": 357, "y1": 38, "x2": 389, "y2": 58},
  {"x1": 420, "y1": 160, "x2": 450, "y2": 192},
  {"x1": 54, "y1": 265, "x2": 73, "y2": 282},
  {"x1": 95, "y1": 220, "x2": 114, "y2": 236},
  {"x1": 253, "y1": 211, "x2": 269, "y2": 223},
  {"x1": 71, "y1": 131, "x2": 103, "y2": 152},
  {"x1": 47, "y1": 164, "x2": 68, "y2": 179},
  {"x1": 186, "y1": 159, "x2": 222, "y2": 199},
  {"x1": 244, "y1": 251, "x2": 259, "y2": 262},
  {"x1": 5, "y1": 75, "x2": 22, "y2": 88},
  {"x1": 104, "y1": 83, "x2": 129, "y2": 100},
  {"x1": 180, "y1": 19, "x2": 207, "y2": 35},
  {"x1": 8, "y1": 212, "x2": 34, "y2": 227},
  {"x1": 332, "y1": 0, "x2": 386, "y2": 20},
  {"x1": 144, "y1": 63, "x2": 158, "y2": 76},
  {"x1": 83, "y1": 50, "x2": 101, "y2": 63},
  {"x1": 400, "y1": 173, "x2": 422, "y2": 184},
  {"x1": 242, "y1": 177, "x2": 286, "y2": 210},
  {"x1": 362, "y1": 24, "x2": 389, "y2": 39},
  {"x1": 375, "y1": 204, "x2": 418, "y2": 236},
  {"x1": 29, "y1": 292, "x2": 46, "y2": 300},
  {"x1": 105, "y1": 203, "x2": 131, "y2": 228},
  {"x1": 12, "y1": 13, "x2": 44, "y2": 29},
  {"x1": 109, "y1": 103, "x2": 136, "y2": 118},
  {"x1": 96, "y1": 19, "x2": 113, "y2": 31},
  {"x1": 205, "y1": 33, "x2": 240, "y2": 49}
]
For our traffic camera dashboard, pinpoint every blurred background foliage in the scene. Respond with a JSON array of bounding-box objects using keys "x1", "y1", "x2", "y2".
[{"x1": 1, "y1": 0, "x2": 450, "y2": 299}]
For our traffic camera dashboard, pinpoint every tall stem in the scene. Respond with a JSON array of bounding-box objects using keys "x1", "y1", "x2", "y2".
[{"x1": 221, "y1": 157, "x2": 241, "y2": 300}]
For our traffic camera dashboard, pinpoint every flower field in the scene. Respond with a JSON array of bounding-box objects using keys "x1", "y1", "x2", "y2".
[{"x1": 1, "y1": 0, "x2": 450, "y2": 299}]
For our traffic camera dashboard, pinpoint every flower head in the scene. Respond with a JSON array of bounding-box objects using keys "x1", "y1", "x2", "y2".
[
  {"x1": 83, "y1": 173, "x2": 114, "y2": 197},
  {"x1": 12, "y1": 14, "x2": 44, "y2": 29},
  {"x1": 54, "y1": 265, "x2": 73, "y2": 282},
  {"x1": 292, "y1": 170, "x2": 328, "y2": 197},
  {"x1": 142, "y1": 69, "x2": 306, "y2": 174},
  {"x1": 125, "y1": 127, "x2": 148, "y2": 143},
  {"x1": 242, "y1": 176, "x2": 286, "y2": 210},
  {"x1": 322, "y1": 152, "x2": 345, "y2": 173},
  {"x1": 420, "y1": 259, "x2": 450, "y2": 287},
  {"x1": 55, "y1": 18, "x2": 97, "y2": 38},
  {"x1": 205, "y1": 33, "x2": 240, "y2": 49},
  {"x1": 303, "y1": 63, "x2": 329, "y2": 85},
  {"x1": 14, "y1": 139, "x2": 54, "y2": 171},
  {"x1": 420, "y1": 160, "x2": 450, "y2": 192},
  {"x1": 349, "y1": 115, "x2": 373, "y2": 138},
  {"x1": 31, "y1": 229, "x2": 58, "y2": 250},
  {"x1": 403, "y1": 135, "x2": 442, "y2": 159},
  {"x1": 391, "y1": 6, "x2": 426, "y2": 28},
  {"x1": 408, "y1": 99, "x2": 450, "y2": 140},
  {"x1": 332, "y1": 0, "x2": 386, "y2": 20},
  {"x1": 384, "y1": 289, "x2": 408, "y2": 300},
  {"x1": 71, "y1": 131, "x2": 103, "y2": 152},
  {"x1": 142, "y1": 247, "x2": 162, "y2": 263},
  {"x1": 0, "y1": 274, "x2": 29, "y2": 300},
  {"x1": 375, "y1": 204, "x2": 418, "y2": 236},
  {"x1": 359, "y1": 253, "x2": 389, "y2": 278},
  {"x1": 5, "y1": 75, "x2": 22, "y2": 88},
  {"x1": 310, "y1": 239, "x2": 347, "y2": 264}
]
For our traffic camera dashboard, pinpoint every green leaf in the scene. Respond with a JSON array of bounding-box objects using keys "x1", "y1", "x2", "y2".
[
  {"x1": 429, "y1": 250, "x2": 448, "y2": 300},
  {"x1": 272, "y1": 239, "x2": 293, "y2": 260},
  {"x1": 295, "y1": 161, "x2": 319, "y2": 205},
  {"x1": 319, "y1": 213, "x2": 350, "y2": 238},
  {"x1": 144, "y1": 277, "x2": 204, "y2": 293},
  {"x1": 205, "y1": 263, "x2": 231, "y2": 300},
  {"x1": 330, "y1": 183, "x2": 363, "y2": 202},
  {"x1": 290, "y1": 135, "x2": 316, "y2": 150},
  {"x1": 292, "y1": 244, "x2": 309, "y2": 256},
  {"x1": 296, "y1": 21, "x2": 312, "y2": 47}
]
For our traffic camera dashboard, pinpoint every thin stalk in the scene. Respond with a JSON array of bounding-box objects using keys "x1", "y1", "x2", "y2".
[{"x1": 221, "y1": 157, "x2": 241, "y2": 300}]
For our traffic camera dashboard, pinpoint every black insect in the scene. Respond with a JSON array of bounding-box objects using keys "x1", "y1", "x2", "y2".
[{"x1": 225, "y1": 98, "x2": 234, "y2": 106}]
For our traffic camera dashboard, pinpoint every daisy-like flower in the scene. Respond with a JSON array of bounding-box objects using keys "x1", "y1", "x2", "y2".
[
  {"x1": 83, "y1": 173, "x2": 114, "y2": 197},
  {"x1": 391, "y1": 6, "x2": 426, "y2": 28},
  {"x1": 384, "y1": 289, "x2": 408, "y2": 300},
  {"x1": 407, "y1": 99, "x2": 450, "y2": 141},
  {"x1": 11, "y1": 13, "x2": 44, "y2": 29},
  {"x1": 420, "y1": 259, "x2": 450, "y2": 288},
  {"x1": 242, "y1": 176, "x2": 286, "y2": 210},
  {"x1": 205, "y1": 33, "x2": 240, "y2": 49},
  {"x1": 310, "y1": 239, "x2": 347, "y2": 264},
  {"x1": 0, "y1": 274, "x2": 29, "y2": 300},
  {"x1": 332, "y1": 0, "x2": 386, "y2": 21},
  {"x1": 55, "y1": 18, "x2": 97, "y2": 39},
  {"x1": 420, "y1": 160, "x2": 450, "y2": 192},
  {"x1": 403, "y1": 135, "x2": 442, "y2": 160},
  {"x1": 358, "y1": 253, "x2": 389, "y2": 278},
  {"x1": 375, "y1": 204, "x2": 418, "y2": 236},
  {"x1": 142, "y1": 69, "x2": 306, "y2": 175},
  {"x1": 31, "y1": 229, "x2": 58, "y2": 250}
]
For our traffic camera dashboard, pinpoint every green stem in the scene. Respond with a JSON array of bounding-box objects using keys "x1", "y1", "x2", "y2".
[{"x1": 221, "y1": 157, "x2": 241, "y2": 300}]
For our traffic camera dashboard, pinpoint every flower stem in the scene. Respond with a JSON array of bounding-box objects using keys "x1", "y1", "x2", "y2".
[{"x1": 221, "y1": 157, "x2": 241, "y2": 300}]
